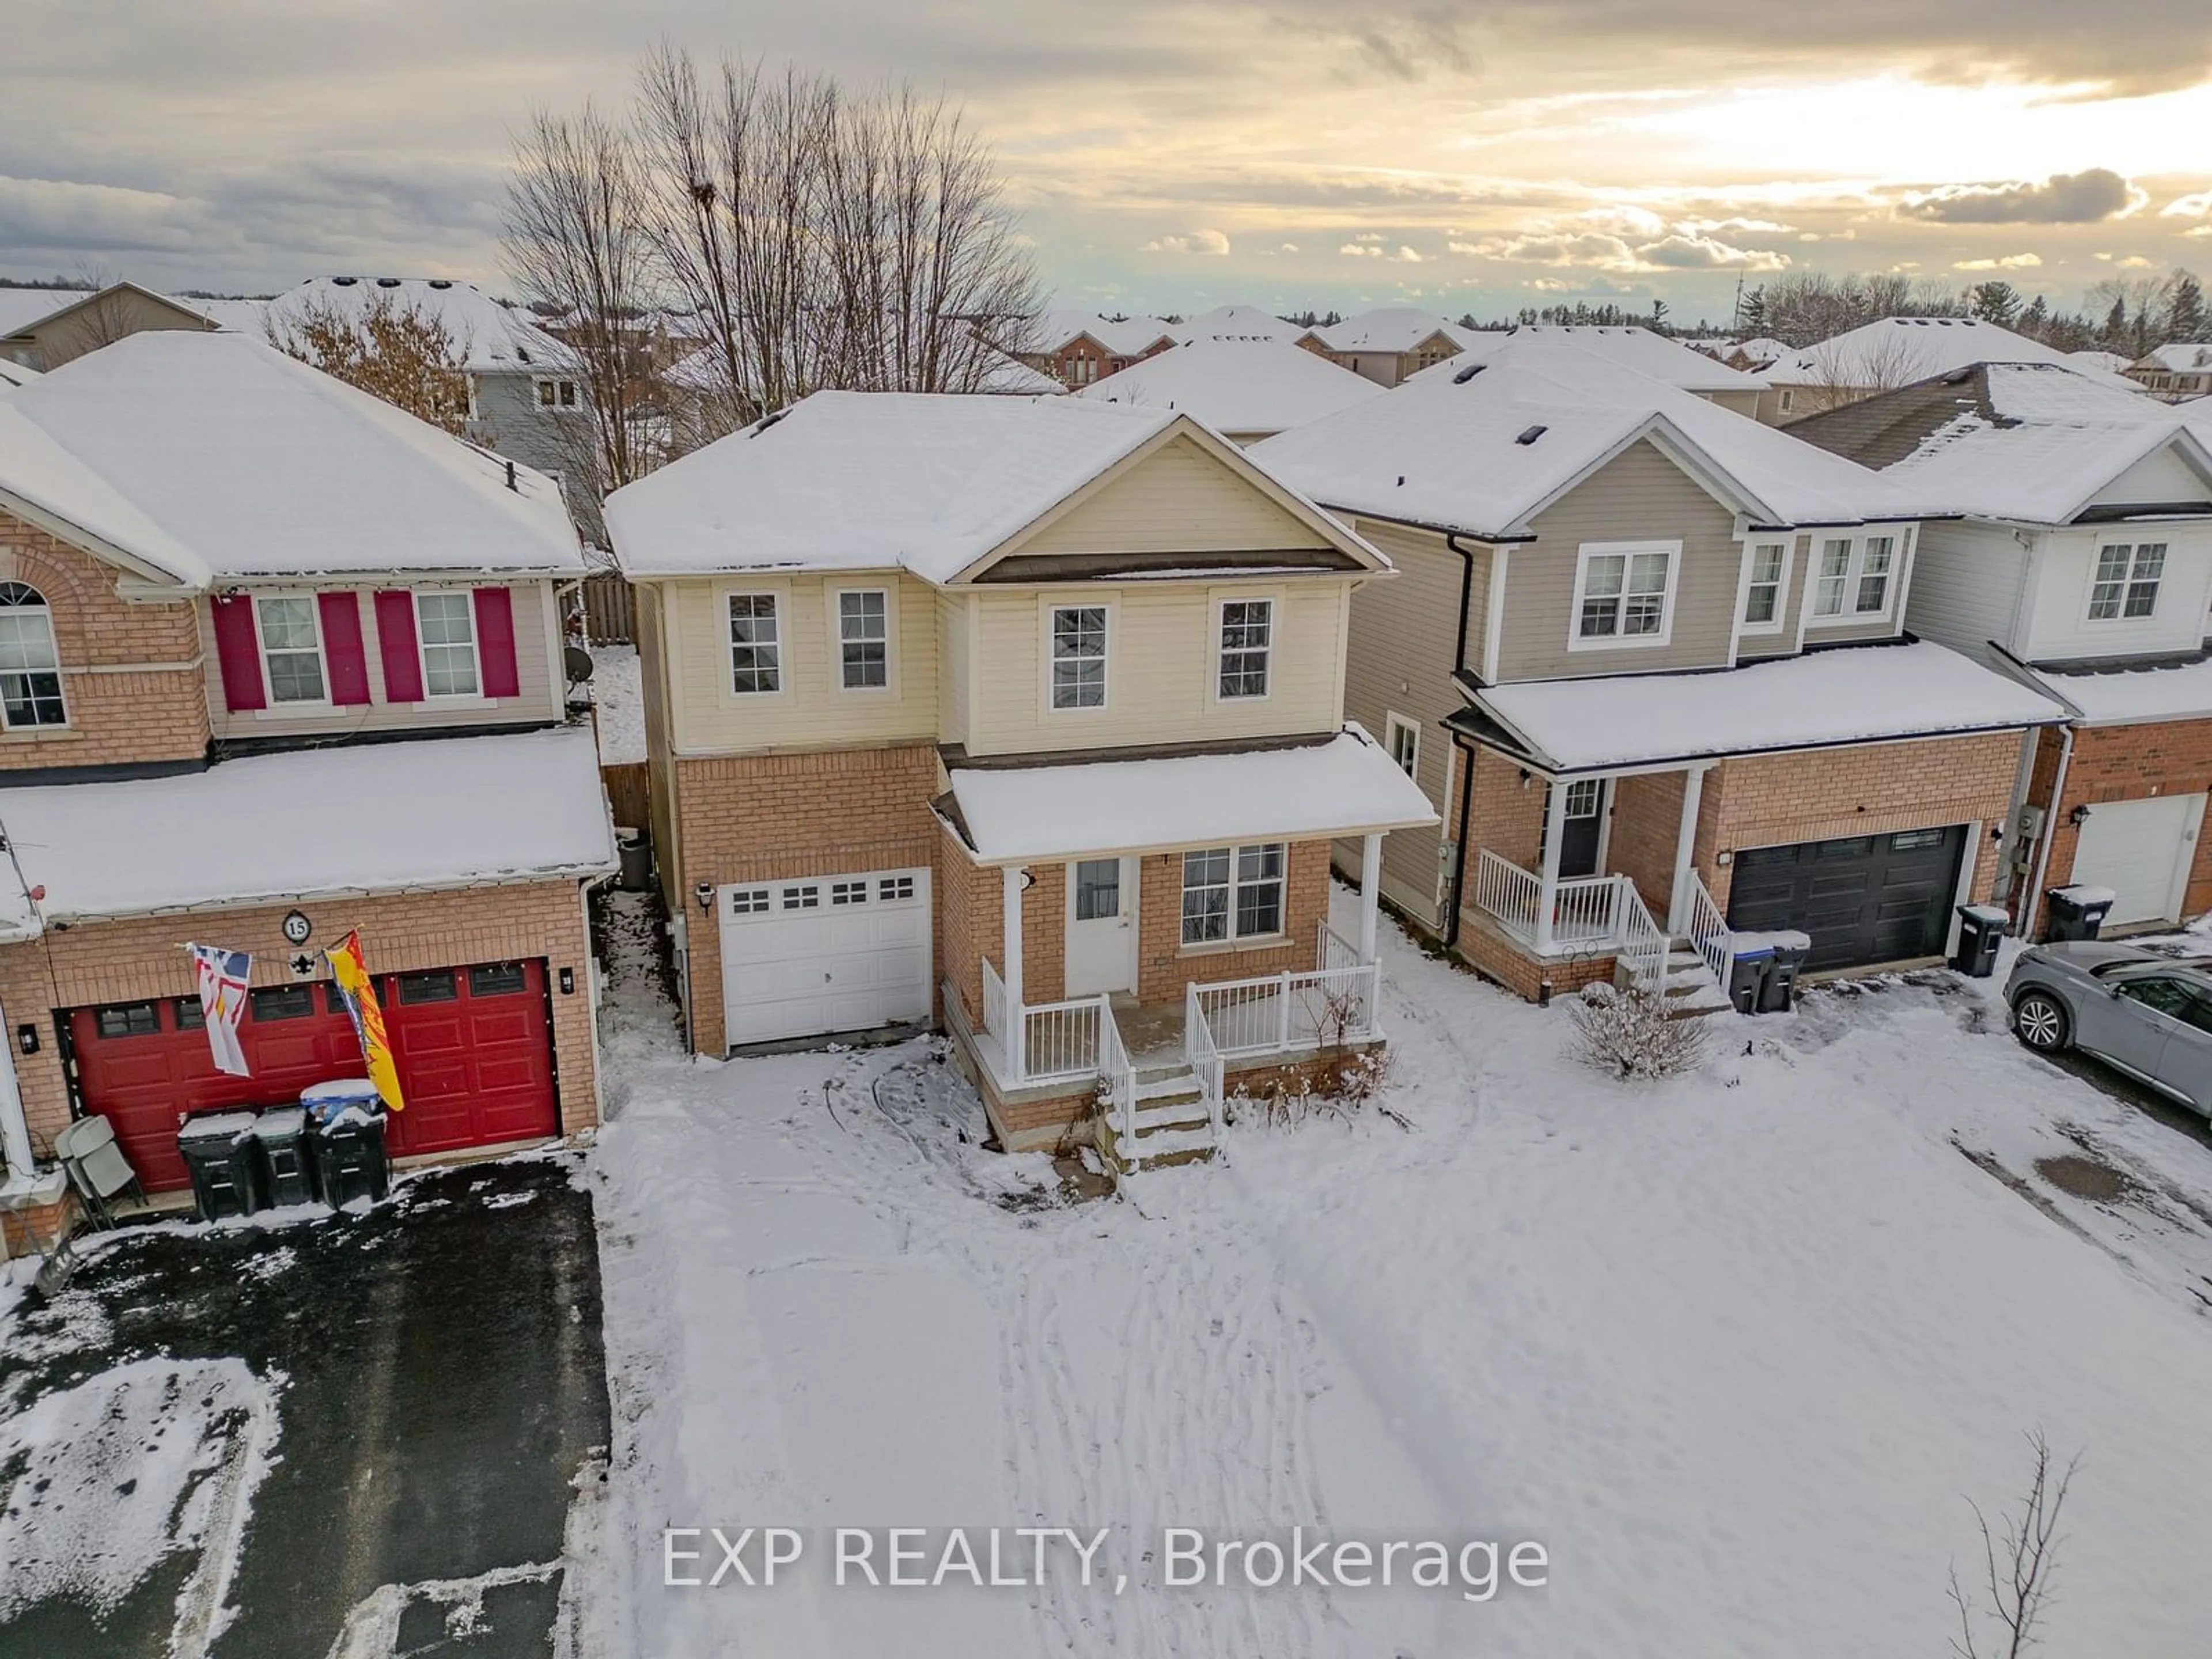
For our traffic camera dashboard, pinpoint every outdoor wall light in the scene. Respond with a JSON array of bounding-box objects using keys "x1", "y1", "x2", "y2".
[
  {"x1": 558, "y1": 967, "x2": 575, "y2": 995},
  {"x1": 15, "y1": 1024, "x2": 35, "y2": 1055},
  {"x1": 694, "y1": 882, "x2": 714, "y2": 911},
  {"x1": 2068, "y1": 804, "x2": 2092, "y2": 828}
]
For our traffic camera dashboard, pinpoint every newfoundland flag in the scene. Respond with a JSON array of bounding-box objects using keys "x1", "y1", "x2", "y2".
[{"x1": 185, "y1": 944, "x2": 252, "y2": 1077}]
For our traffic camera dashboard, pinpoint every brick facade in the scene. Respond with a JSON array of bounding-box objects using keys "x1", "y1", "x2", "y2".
[
  {"x1": 1134, "y1": 841, "x2": 1332, "y2": 1004},
  {"x1": 0, "y1": 880, "x2": 599, "y2": 1161},
  {"x1": 2028, "y1": 718, "x2": 2212, "y2": 927},
  {"x1": 668, "y1": 743, "x2": 942, "y2": 1054},
  {"x1": 0, "y1": 510, "x2": 209, "y2": 771}
]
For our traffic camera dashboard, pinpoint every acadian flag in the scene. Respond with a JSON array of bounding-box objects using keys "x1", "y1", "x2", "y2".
[
  {"x1": 324, "y1": 929, "x2": 405, "y2": 1113},
  {"x1": 185, "y1": 944, "x2": 252, "y2": 1077}
]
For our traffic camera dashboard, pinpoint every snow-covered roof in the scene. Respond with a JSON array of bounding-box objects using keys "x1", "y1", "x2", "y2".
[
  {"x1": 1074, "y1": 338, "x2": 1384, "y2": 435},
  {"x1": 0, "y1": 330, "x2": 583, "y2": 585},
  {"x1": 2069, "y1": 349, "x2": 2135, "y2": 376},
  {"x1": 1406, "y1": 326, "x2": 1759, "y2": 396},
  {"x1": 1315, "y1": 308, "x2": 1459, "y2": 355},
  {"x1": 974, "y1": 344, "x2": 1065, "y2": 396},
  {"x1": 1467, "y1": 641, "x2": 2066, "y2": 773},
  {"x1": 607, "y1": 389, "x2": 1218, "y2": 581},
  {"x1": 1255, "y1": 341, "x2": 1900, "y2": 536},
  {"x1": 1022, "y1": 308, "x2": 1176, "y2": 358},
  {"x1": 942, "y1": 726, "x2": 1437, "y2": 863},
  {"x1": 262, "y1": 277, "x2": 571, "y2": 376},
  {"x1": 1171, "y1": 305, "x2": 1301, "y2": 346},
  {"x1": 2137, "y1": 343, "x2": 2212, "y2": 375},
  {"x1": 0, "y1": 726, "x2": 613, "y2": 940},
  {"x1": 2028, "y1": 656, "x2": 2212, "y2": 725},
  {"x1": 0, "y1": 360, "x2": 39, "y2": 391},
  {"x1": 0, "y1": 288, "x2": 96, "y2": 335},
  {"x1": 1759, "y1": 317, "x2": 2145, "y2": 394}
]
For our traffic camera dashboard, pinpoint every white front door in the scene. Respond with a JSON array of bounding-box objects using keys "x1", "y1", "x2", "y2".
[
  {"x1": 2071, "y1": 794, "x2": 2203, "y2": 927},
  {"x1": 1065, "y1": 857, "x2": 1137, "y2": 997},
  {"x1": 718, "y1": 868, "x2": 933, "y2": 1048}
]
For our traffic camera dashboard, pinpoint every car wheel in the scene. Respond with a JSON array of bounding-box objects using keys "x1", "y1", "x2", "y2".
[{"x1": 2013, "y1": 991, "x2": 2070, "y2": 1054}]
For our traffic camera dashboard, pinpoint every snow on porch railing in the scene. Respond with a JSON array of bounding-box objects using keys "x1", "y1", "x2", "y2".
[{"x1": 1685, "y1": 873, "x2": 1732, "y2": 990}]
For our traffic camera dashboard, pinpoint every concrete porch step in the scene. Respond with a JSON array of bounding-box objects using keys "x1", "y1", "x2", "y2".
[
  {"x1": 1130, "y1": 1098, "x2": 1209, "y2": 1137},
  {"x1": 1135, "y1": 1069, "x2": 1199, "y2": 1100},
  {"x1": 1124, "y1": 1124, "x2": 1217, "y2": 1168}
]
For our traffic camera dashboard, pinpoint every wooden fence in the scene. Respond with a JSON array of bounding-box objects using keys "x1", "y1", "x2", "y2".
[
  {"x1": 602, "y1": 762, "x2": 651, "y2": 832},
  {"x1": 582, "y1": 572, "x2": 637, "y2": 644}
]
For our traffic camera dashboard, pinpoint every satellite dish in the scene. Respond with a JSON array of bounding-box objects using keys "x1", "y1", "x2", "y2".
[{"x1": 565, "y1": 644, "x2": 596, "y2": 685}]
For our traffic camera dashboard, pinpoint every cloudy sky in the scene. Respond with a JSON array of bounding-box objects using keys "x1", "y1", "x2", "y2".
[{"x1": 8, "y1": 1, "x2": 2212, "y2": 324}]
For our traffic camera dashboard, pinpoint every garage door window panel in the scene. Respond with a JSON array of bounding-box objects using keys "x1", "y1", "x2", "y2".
[
  {"x1": 397, "y1": 970, "x2": 459, "y2": 1005},
  {"x1": 251, "y1": 985, "x2": 316, "y2": 1021},
  {"x1": 94, "y1": 1002, "x2": 162, "y2": 1039},
  {"x1": 469, "y1": 962, "x2": 527, "y2": 997}
]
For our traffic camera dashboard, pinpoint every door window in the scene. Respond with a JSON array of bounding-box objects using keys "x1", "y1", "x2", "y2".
[{"x1": 1074, "y1": 859, "x2": 1120, "y2": 922}]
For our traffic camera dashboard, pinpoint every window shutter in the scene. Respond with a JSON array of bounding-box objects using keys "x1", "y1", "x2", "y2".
[
  {"x1": 318, "y1": 592, "x2": 372, "y2": 706},
  {"x1": 374, "y1": 590, "x2": 423, "y2": 702},
  {"x1": 473, "y1": 587, "x2": 520, "y2": 699},
  {"x1": 210, "y1": 594, "x2": 266, "y2": 712}
]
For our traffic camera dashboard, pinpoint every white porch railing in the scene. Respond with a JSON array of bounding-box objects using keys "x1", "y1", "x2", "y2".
[
  {"x1": 1684, "y1": 872, "x2": 1732, "y2": 988},
  {"x1": 1614, "y1": 881, "x2": 1668, "y2": 993},
  {"x1": 1099, "y1": 999, "x2": 1137, "y2": 1147},
  {"x1": 1474, "y1": 849, "x2": 1667, "y2": 955},
  {"x1": 1021, "y1": 997, "x2": 1105, "y2": 1085},
  {"x1": 982, "y1": 957, "x2": 1010, "y2": 1048},
  {"x1": 1185, "y1": 982, "x2": 1226, "y2": 1136}
]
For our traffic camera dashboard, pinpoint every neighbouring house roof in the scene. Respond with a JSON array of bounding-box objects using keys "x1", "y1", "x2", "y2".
[
  {"x1": 1785, "y1": 362, "x2": 2212, "y2": 525},
  {"x1": 0, "y1": 330, "x2": 583, "y2": 585},
  {"x1": 1073, "y1": 338, "x2": 1384, "y2": 435},
  {"x1": 975, "y1": 343, "x2": 1066, "y2": 396},
  {"x1": 261, "y1": 276, "x2": 573, "y2": 376},
  {"x1": 1756, "y1": 316, "x2": 2145, "y2": 394},
  {"x1": 939, "y1": 725, "x2": 1438, "y2": 863},
  {"x1": 0, "y1": 360, "x2": 39, "y2": 390},
  {"x1": 2026, "y1": 655, "x2": 2212, "y2": 724},
  {"x1": 1456, "y1": 640, "x2": 2066, "y2": 774},
  {"x1": 1170, "y1": 305, "x2": 1301, "y2": 345},
  {"x1": 2137, "y1": 342, "x2": 2212, "y2": 374},
  {"x1": 1022, "y1": 308, "x2": 1177, "y2": 358},
  {"x1": 1404, "y1": 325, "x2": 1760, "y2": 396},
  {"x1": 2069, "y1": 349, "x2": 2135, "y2": 376},
  {"x1": 0, "y1": 726, "x2": 614, "y2": 941},
  {"x1": 604, "y1": 388, "x2": 1380, "y2": 582},
  {"x1": 0, "y1": 288, "x2": 97, "y2": 336},
  {"x1": 1315, "y1": 308, "x2": 1459, "y2": 355},
  {"x1": 1253, "y1": 342, "x2": 1900, "y2": 536}
]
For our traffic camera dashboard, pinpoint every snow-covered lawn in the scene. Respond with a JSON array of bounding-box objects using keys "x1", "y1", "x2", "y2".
[{"x1": 586, "y1": 896, "x2": 2212, "y2": 1656}]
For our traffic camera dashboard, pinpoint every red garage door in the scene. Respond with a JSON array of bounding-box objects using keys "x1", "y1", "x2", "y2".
[{"x1": 69, "y1": 959, "x2": 560, "y2": 1192}]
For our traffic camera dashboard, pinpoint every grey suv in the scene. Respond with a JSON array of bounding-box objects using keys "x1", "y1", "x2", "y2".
[{"x1": 2006, "y1": 941, "x2": 2212, "y2": 1114}]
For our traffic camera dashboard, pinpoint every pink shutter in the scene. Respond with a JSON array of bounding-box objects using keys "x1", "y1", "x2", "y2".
[
  {"x1": 374, "y1": 591, "x2": 422, "y2": 702},
  {"x1": 210, "y1": 594, "x2": 265, "y2": 711},
  {"x1": 473, "y1": 587, "x2": 520, "y2": 699},
  {"x1": 318, "y1": 592, "x2": 371, "y2": 706}
]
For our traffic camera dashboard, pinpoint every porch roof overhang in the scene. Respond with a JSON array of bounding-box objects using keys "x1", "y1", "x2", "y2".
[
  {"x1": 2021, "y1": 650, "x2": 2212, "y2": 726},
  {"x1": 1448, "y1": 639, "x2": 2068, "y2": 778},
  {"x1": 937, "y1": 724, "x2": 1438, "y2": 866}
]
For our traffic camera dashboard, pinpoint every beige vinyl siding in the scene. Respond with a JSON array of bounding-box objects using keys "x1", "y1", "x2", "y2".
[
  {"x1": 660, "y1": 570, "x2": 938, "y2": 756},
  {"x1": 1734, "y1": 532, "x2": 1808, "y2": 660},
  {"x1": 961, "y1": 577, "x2": 1349, "y2": 757},
  {"x1": 200, "y1": 581, "x2": 561, "y2": 742},
  {"x1": 1339, "y1": 518, "x2": 1475, "y2": 922},
  {"x1": 1010, "y1": 433, "x2": 1331, "y2": 558},
  {"x1": 937, "y1": 589, "x2": 972, "y2": 745},
  {"x1": 636, "y1": 592, "x2": 681, "y2": 910},
  {"x1": 1497, "y1": 440, "x2": 1741, "y2": 681},
  {"x1": 1796, "y1": 525, "x2": 1916, "y2": 648}
]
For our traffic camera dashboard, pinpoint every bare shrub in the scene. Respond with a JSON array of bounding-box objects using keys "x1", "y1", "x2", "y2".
[
  {"x1": 1566, "y1": 982, "x2": 1709, "y2": 1080},
  {"x1": 1949, "y1": 1430, "x2": 2080, "y2": 1659}
]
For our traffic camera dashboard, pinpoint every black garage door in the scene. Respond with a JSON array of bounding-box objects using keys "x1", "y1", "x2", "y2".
[{"x1": 1726, "y1": 825, "x2": 1967, "y2": 971}]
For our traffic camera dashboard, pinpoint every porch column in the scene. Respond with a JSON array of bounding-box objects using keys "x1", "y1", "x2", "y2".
[
  {"x1": 1002, "y1": 865, "x2": 1025, "y2": 1080},
  {"x1": 1666, "y1": 765, "x2": 1711, "y2": 935},
  {"x1": 1357, "y1": 834, "x2": 1382, "y2": 964},
  {"x1": 0, "y1": 998, "x2": 30, "y2": 1180},
  {"x1": 1535, "y1": 779, "x2": 1569, "y2": 954}
]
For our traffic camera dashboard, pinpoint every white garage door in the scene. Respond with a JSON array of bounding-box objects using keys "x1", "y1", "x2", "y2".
[
  {"x1": 719, "y1": 868, "x2": 933, "y2": 1047},
  {"x1": 2071, "y1": 794, "x2": 2202, "y2": 927}
]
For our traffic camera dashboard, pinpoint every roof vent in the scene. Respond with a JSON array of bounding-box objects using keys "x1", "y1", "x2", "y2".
[
  {"x1": 376, "y1": 276, "x2": 402, "y2": 288},
  {"x1": 428, "y1": 279, "x2": 453, "y2": 290},
  {"x1": 1452, "y1": 362, "x2": 1484, "y2": 384},
  {"x1": 1396, "y1": 475, "x2": 1406, "y2": 487},
  {"x1": 1514, "y1": 425, "x2": 1548, "y2": 445},
  {"x1": 331, "y1": 275, "x2": 359, "y2": 286}
]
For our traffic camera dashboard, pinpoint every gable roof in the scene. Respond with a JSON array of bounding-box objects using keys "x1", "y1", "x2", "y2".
[
  {"x1": 1757, "y1": 316, "x2": 2145, "y2": 393},
  {"x1": 1022, "y1": 308, "x2": 1176, "y2": 358},
  {"x1": 0, "y1": 330, "x2": 582, "y2": 584},
  {"x1": 1073, "y1": 338, "x2": 1385, "y2": 434},
  {"x1": 2138, "y1": 342, "x2": 2212, "y2": 374},
  {"x1": 1406, "y1": 325, "x2": 1759, "y2": 396},
  {"x1": 0, "y1": 360, "x2": 39, "y2": 391},
  {"x1": 1170, "y1": 305, "x2": 1301, "y2": 345},
  {"x1": 1785, "y1": 361, "x2": 2212, "y2": 525},
  {"x1": 0, "y1": 288, "x2": 97, "y2": 336},
  {"x1": 0, "y1": 281, "x2": 219, "y2": 341},
  {"x1": 1253, "y1": 340, "x2": 1898, "y2": 537},
  {"x1": 604, "y1": 388, "x2": 1382, "y2": 583},
  {"x1": 1315, "y1": 308, "x2": 1460, "y2": 355}
]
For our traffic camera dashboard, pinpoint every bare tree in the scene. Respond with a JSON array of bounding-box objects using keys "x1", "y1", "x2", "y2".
[
  {"x1": 502, "y1": 102, "x2": 660, "y2": 499},
  {"x1": 1948, "y1": 1429, "x2": 2080, "y2": 1659},
  {"x1": 266, "y1": 291, "x2": 472, "y2": 435}
]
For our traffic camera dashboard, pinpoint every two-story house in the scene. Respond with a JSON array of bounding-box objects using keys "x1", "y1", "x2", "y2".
[
  {"x1": 1307, "y1": 308, "x2": 1468, "y2": 387},
  {"x1": 604, "y1": 392, "x2": 1434, "y2": 1162},
  {"x1": 1751, "y1": 316, "x2": 2145, "y2": 425},
  {"x1": 1787, "y1": 362, "x2": 2212, "y2": 936},
  {"x1": 1018, "y1": 310, "x2": 1177, "y2": 388},
  {"x1": 1253, "y1": 342, "x2": 2063, "y2": 1002},
  {"x1": 2126, "y1": 343, "x2": 2212, "y2": 403},
  {"x1": 0, "y1": 330, "x2": 613, "y2": 1243}
]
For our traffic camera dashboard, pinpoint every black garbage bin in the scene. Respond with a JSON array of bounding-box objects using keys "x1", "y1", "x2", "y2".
[
  {"x1": 176, "y1": 1111, "x2": 265, "y2": 1221},
  {"x1": 1726, "y1": 944, "x2": 1773, "y2": 1014},
  {"x1": 1758, "y1": 931, "x2": 1810, "y2": 1013},
  {"x1": 1952, "y1": 904, "x2": 2008, "y2": 977},
  {"x1": 616, "y1": 827, "x2": 653, "y2": 892},
  {"x1": 2046, "y1": 884, "x2": 2114, "y2": 942},
  {"x1": 311, "y1": 1107, "x2": 389, "y2": 1208},
  {"x1": 251, "y1": 1108, "x2": 316, "y2": 1207}
]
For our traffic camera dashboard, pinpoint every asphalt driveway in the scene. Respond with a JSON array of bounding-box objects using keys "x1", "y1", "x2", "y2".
[{"x1": 0, "y1": 1154, "x2": 607, "y2": 1659}]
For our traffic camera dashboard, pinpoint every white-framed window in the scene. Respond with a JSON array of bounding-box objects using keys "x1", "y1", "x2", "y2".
[
  {"x1": 1741, "y1": 541, "x2": 1789, "y2": 631},
  {"x1": 1810, "y1": 533, "x2": 1899, "y2": 622},
  {"x1": 414, "y1": 591, "x2": 480, "y2": 697},
  {"x1": 836, "y1": 589, "x2": 889, "y2": 690},
  {"x1": 1385, "y1": 711, "x2": 1420, "y2": 779},
  {"x1": 255, "y1": 594, "x2": 327, "y2": 704},
  {"x1": 1570, "y1": 541, "x2": 1679, "y2": 650},
  {"x1": 1181, "y1": 843, "x2": 1287, "y2": 945},
  {"x1": 0, "y1": 582, "x2": 65, "y2": 729},
  {"x1": 1049, "y1": 604, "x2": 1107, "y2": 710},
  {"x1": 728, "y1": 593, "x2": 781, "y2": 694},
  {"x1": 2088, "y1": 542, "x2": 2165, "y2": 620},
  {"x1": 535, "y1": 377, "x2": 581, "y2": 410},
  {"x1": 1217, "y1": 597, "x2": 1272, "y2": 699}
]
